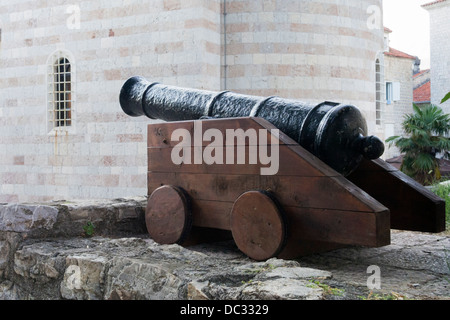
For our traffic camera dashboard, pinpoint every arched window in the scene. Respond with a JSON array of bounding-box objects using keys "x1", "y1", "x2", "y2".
[
  {"x1": 47, "y1": 51, "x2": 75, "y2": 131},
  {"x1": 375, "y1": 58, "x2": 382, "y2": 125}
]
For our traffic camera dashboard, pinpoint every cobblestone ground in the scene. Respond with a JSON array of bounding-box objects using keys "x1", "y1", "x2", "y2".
[{"x1": 298, "y1": 230, "x2": 450, "y2": 300}]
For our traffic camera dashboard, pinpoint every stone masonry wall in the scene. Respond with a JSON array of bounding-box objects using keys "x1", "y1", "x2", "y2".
[
  {"x1": 0, "y1": 0, "x2": 383, "y2": 203},
  {"x1": 0, "y1": 0, "x2": 222, "y2": 203},
  {"x1": 426, "y1": 2, "x2": 450, "y2": 111},
  {"x1": 0, "y1": 198, "x2": 448, "y2": 300},
  {"x1": 0, "y1": 197, "x2": 333, "y2": 300},
  {"x1": 383, "y1": 54, "x2": 415, "y2": 159},
  {"x1": 223, "y1": 0, "x2": 384, "y2": 134}
]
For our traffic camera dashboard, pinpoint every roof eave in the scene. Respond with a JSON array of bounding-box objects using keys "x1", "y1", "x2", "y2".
[{"x1": 422, "y1": 0, "x2": 448, "y2": 10}]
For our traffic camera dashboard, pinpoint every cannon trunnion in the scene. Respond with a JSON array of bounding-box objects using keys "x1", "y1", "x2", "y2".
[{"x1": 120, "y1": 78, "x2": 446, "y2": 260}]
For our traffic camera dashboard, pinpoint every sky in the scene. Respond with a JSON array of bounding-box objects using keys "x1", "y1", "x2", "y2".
[{"x1": 383, "y1": 0, "x2": 432, "y2": 70}]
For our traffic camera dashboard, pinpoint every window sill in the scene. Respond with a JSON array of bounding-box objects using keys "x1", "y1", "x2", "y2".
[{"x1": 47, "y1": 126, "x2": 76, "y2": 136}]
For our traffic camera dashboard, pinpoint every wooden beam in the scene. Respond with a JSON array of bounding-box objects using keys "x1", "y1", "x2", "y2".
[{"x1": 348, "y1": 158, "x2": 446, "y2": 233}]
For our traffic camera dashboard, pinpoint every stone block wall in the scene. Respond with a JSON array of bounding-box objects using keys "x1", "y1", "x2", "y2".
[
  {"x1": 0, "y1": 0, "x2": 384, "y2": 203},
  {"x1": 0, "y1": 0, "x2": 222, "y2": 202},
  {"x1": 383, "y1": 54, "x2": 415, "y2": 159},
  {"x1": 425, "y1": 1, "x2": 450, "y2": 111},
  {"x1": 223, "y1": 0, "x2": 384, "y2": 134},
  {"x1": 0, "y1": 197, "x2": 332, "y2": 300}
]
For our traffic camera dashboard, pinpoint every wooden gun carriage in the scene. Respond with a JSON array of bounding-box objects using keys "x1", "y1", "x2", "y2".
[{"x1": 120, "y1": 76, "x2": 446, "y2": 261}]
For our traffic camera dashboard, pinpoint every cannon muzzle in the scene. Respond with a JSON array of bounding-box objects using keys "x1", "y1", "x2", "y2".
[{"x1": 120, "y1": 76, "x2": 384, "y2": 176}]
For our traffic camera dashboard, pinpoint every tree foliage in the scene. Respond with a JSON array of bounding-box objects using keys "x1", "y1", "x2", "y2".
[
  {"x1": 442, "y1": 92, "x2": 450, "y2": 104},
  {"x1": 386, "y1": 104, "x2": 450, "y2": 185}
]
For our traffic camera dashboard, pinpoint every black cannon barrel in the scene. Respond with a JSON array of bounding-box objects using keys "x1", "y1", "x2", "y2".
[{"x1": 120, "y1": 76, "x2": 384, "y2": 176}]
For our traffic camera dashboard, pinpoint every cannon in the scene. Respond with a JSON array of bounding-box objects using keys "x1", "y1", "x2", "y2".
[
  {"x1": 120, "y1": 76, "x2": 384, "y2": 176},
  {"x1": 120, "y1": 76, "x2": 446, "y2": 260}
]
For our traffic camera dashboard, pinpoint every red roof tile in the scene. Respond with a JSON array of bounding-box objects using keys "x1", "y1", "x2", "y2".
[
  {"x1": 414, "y1": 81, "x2": 431, "y2": 103},
  {"x1": 384, "y1": 47, "x2": 416, "y2": 60},
  {"x1": 413, "y1": 69, "x2": 430, "y2": 78},
  {"x1": 422, "y1": 0, "x2": 448, "y2": 7}
]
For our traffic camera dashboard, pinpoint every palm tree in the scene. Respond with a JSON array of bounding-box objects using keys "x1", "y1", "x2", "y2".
[{"x1": 386, "y1": 104, "x2": 450, "y2": 185}]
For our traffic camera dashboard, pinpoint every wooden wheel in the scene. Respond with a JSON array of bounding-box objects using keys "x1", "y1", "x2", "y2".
[
  {"x1": 146, "y1": 185, "x2": 192, "y2": 245},
  {"x1": 230, "y1": 191, "x2": 287, "y2": 261}
]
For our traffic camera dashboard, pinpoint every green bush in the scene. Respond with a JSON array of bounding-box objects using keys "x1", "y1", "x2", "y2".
[{"x1": 431, "y1": 183, "x2": 450, "y2": 229}]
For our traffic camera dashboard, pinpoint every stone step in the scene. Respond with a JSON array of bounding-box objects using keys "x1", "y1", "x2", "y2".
[{"x1": 0, "y1": 197, "x2": 147, "y2": 238}]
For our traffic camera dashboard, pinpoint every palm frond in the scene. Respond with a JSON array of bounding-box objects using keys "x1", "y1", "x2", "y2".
[
  {"x1": 414, "y1": 153, "x2": 436, "y2": 172},
  {"x1": 441, "y1": 92, "x2": 450, "y2": 104},
  {"x1": 393, "y1": 104, "x2": 450, "y2": 185}
]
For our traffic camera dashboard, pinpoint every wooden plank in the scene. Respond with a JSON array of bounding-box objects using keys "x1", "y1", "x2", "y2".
[
  {"x1": 147, "y1": 117, "x2": 340, "y2": 178},
  {"x1": 149, "y1": 195, "x2": 390, "y2": 255},
  {"x1": 147, "y1": 117, "x2": 295, "y2": 149},
  {"x1": 148, "y1": 118, "x2": 339, "y2": 176},
  {"x1": 280, "y1": 205, "x2": 391, "y2": 250},
  {"x1": 147, "y1": 172, "x2": 386, "y2": 214},
  {"x1": 160, "y1": 197, "x2": 390, "y2": 254},
  {"x1": 191, "y1": 199, "x2": 232, "y2": 230},
  {"x1": 348, "y1": 158, "x2": 446, "y2": 233},
  {"x1": 182, "y1": 227, "x2": 233, "y2": 247},
  {"x1": 148, "y1": 145, "x2": 328, "y2": 177}
]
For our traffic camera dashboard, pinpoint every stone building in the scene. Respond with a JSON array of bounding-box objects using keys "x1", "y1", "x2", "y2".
[
  {"x1": 423, "y1": 0, "x2": 450, "y2": 111},
  {"x1": 0, "y1": 0, "x2": 384, "y2": 203},
  {"x1": 382, "y1": 27, "x2": 417, "y2": 159}
]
